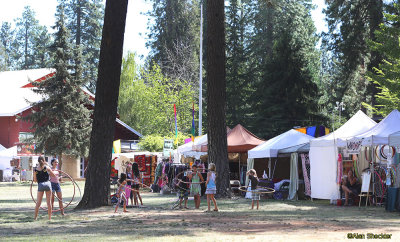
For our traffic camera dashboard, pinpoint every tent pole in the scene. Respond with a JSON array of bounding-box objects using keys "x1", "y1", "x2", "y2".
[
  {"x1": 268, "y1": 158, "x2": 271, "y2": 179},
  {"x1": 239, "y1": 153, "x2": 241, "y2": 184}
]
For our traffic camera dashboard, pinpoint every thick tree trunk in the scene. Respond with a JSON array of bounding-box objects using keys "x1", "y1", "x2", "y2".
[
  {"x1": 76, "y1": 0, "x2": 128, "y2": 209},
  {"x1": 206, "y1": 0, "x2": 230, "y2": 197}
]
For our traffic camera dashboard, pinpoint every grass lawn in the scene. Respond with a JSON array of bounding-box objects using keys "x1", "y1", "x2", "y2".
[{"x1": 1, "y1": 181, "x2": 399, "y2": 241}]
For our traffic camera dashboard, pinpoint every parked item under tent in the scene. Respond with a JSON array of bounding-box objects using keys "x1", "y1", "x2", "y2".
[{"x1": 309, "y1": 110, "x2": 376, "y2": 200}]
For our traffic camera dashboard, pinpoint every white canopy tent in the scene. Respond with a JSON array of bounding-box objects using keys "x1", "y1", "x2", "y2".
[
  {"x1": 309, "y1": 110, "x2": 376, "y2": 200},
  {"x1": 389, "y1": 131, "x2": 400, "y2": 147},
  {"x1": 248, "y1": 129, "x2": 315, "y2": 159},
  {"x1": 177, "y1": 135, "x2": 207, "y2": 155},
  {"x1": 0, "y1": 146, "x2": 17, "y2": 170},
  {"x1": 341, "y1": 109, "x2": 400, "y2": 146}
]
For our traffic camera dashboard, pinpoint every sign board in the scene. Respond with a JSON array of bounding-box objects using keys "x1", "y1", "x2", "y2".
[
  {"x1": 346, "y1": 138, "x2": 363, "y2": 154},
  {"x1": 163, "y1": 139, "x2": 174, "y2": 158},
  {"x1": 17, "y1": 143, "x2": 37, "y2": 156}
]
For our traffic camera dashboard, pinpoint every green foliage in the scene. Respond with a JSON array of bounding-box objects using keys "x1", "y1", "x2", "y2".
[
  {"x1": 14, "y1": 6, "x2": 52, "y2": 69},
  {"x1": 0, "y1": 22, "x2": 13, "y2": 70},
  {"x1": 24, "y1": 4, "x2": 92, "y2": 158},
  {"x1": 138, "y1": 132, "x2": 189, "y2": 152},
  {"x1": 118, "y1": 52, "x2": 198, "y2": 137},
  {"x1": 147, "y1": 0, "x2": 200, "y2": 87},
  {"x1": 64, "y1": 0, "x2": 104, "y2": 92},
  {"x1": 365, "y1": 3, "x2": 400, "y2": 116},
  {"x1": 322, "y1": 0, "x2": 385, "y2": 118}
]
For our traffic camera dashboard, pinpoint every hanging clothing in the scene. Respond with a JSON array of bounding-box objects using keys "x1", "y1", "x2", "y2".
[
  {"x1": 288, "y1": 153, "x2": 299, "y2": 200},
  {"x1": 300, "y1": 154, "x2": 311, "y2": 196}
]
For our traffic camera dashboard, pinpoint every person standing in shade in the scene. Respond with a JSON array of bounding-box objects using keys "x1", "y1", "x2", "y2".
[
  {"x1": 34, "y1": 156, "x2": 56, "y2": 220},
  {"x1": 189, "y1": 164, "x2": 204, "y2": 209},
  {"x1": 131, "y1": 162, "x2": 143, "y2": 206},
  {"x1": 50, "y1": 158, "x2": 64, "y2": 215},
  {"x1": 247, "y1": 169, "x2": 260, "y2": 210}
]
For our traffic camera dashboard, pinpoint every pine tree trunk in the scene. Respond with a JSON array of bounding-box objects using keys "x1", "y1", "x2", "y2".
[
  {"x1": 206, "y1": 0, "x2": 230, "y2": 197},
  {"x1": 58, "y1": 153, "x2": 63, "y2": 171},
  {"x1": 76, "y1": 0, "x2": 128, "y2": 209}
]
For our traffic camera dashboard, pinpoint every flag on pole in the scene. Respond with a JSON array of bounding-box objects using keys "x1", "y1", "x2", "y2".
[
  {"x1": 174, "y1": 104, "x2": 178, "y2": 145},
  {"x1": 191, "y1": 102, "x2": 195, "y2": 142}
]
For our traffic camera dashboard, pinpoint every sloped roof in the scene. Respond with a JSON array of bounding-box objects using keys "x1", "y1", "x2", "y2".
[
  {"x1": 248, "y1": 129, "x2": 314, "y2": 158},
  {"x1": 0, "y1": 69, "x2": 142, "y2": 138},
  {"x1": 226, "y1": 124, "x2": 264, "y2": 153},
  {"x1": 351, "y1": 109, "x2": 400, "y2": 145},
  {"x1": 310, "y1": 110, "x2": 376, "y2": 147},
  {"x1": 0, "y1": 68, "x2": 54, "y2": 116}
]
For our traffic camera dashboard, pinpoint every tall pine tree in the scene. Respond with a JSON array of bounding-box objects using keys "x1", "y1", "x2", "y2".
[
  {"x1": 323, "y1": 0, "x2": 385, "y2": 117},
  {"x1": 253, "y1": 0, "x2": 323, "y2": 138},
  {"x1": 24, "y1": 4, "x2": 92, "y2": 169},
  {"x1": 64, "y1": 0, "x2": 104, "y2": 92},
  {"x1": 147, "y1": 0, "x2": 200, "y2": 86}
]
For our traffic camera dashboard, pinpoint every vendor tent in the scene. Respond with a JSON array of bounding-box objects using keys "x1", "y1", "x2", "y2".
[
  {"x1": 177, "y1": 135, "x2": 207, "y2": 154},
  {"x1": 248, "y1": 129, "x2": 314, "y2": 158},
  {"x1": 389, "y1": 131, "x2": 400, "y2": 147},
  {"x1": 344, "y1": 109, "x2": 400, "y2": 146},
  {"x1": 0, "y1": 146, "x2": 17, "y2": 170},
  {"x1": 309, "y1": 110, "x2": 376, "y2": 200},
  {"x1": 226, "y1": 124, "x2": 264, "y2": 153}
]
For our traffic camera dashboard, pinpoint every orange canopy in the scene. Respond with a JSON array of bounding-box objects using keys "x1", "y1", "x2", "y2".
[{"x1": 195, "y1": 124, "x2": 264, "y2": 153}]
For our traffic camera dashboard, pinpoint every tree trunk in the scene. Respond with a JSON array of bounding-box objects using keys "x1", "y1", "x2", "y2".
[
  {"x1": 206, "y1": 0, "x2": 230, "y2": 197},
  {"x1": 76, "y1": 0, "x2": 128, "y2": 209},
  {"x1": 77, "y1": 0, "x2": 81, "y2": 46},
  {"x1": 58, "y1": 153, "x2": 63, "y2": 171}
]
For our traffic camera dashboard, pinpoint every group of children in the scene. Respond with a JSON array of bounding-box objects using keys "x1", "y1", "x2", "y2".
[
  {"x1": 114, "y1": 162, "x2": 144, "y2": 213},
  {"x1": 175, "y1": 163, "x2": 218, "y2": 212},
  {"x1": 114, "y1": 162, "x2": 262, "y2": 213}
]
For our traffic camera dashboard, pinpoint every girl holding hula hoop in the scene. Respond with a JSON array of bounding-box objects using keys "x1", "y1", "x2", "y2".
[
  {"x1": 132, "y1": 162, "x2": 143, "y2": 207},
  {"x1": 50, "y1": 158, "x2": 64, "y2": 215},
  {"x1": 247, "y1": 169, "x2": 260, "y2": 210},
  {"x1": 34, "y1": 156, "x2": 56, "y2": 220}
]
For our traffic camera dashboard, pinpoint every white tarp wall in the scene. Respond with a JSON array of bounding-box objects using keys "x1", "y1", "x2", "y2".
[
  {"x1": 309, "y1": 110, "x2": 376, "y2": 200},
  {"x1": 389, "y1": 131, "x2": 400, "y2": 147},
  {"x1": 0, "y1": 146, "x2": 17, "y2": 170}
]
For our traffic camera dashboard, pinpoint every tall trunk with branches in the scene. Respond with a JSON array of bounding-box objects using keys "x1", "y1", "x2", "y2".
[{"x1": 76, "y1": 0, "x2": 128, "y2": 209}]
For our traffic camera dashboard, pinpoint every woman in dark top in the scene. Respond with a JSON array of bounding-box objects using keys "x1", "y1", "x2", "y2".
[
  {"x1": 341, "y1": 170, "x2": 360, "y2": 206},
  {"x1": 34, "y1": 156, "x2": 56, "y2": 220},
  {"x1": 247, "y1": 169, "x2": 260, "y2": 210}
]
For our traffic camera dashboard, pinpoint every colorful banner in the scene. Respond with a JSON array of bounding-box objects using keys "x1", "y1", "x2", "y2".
[
  {"x1": 113, "y1": 139, "x2": 121, "y2": 154},
  {"x1": 191, "y1": 102, "x2": 195, "y2": 142}
]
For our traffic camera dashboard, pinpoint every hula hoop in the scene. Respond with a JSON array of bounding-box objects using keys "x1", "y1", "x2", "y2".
[
  {"x1": 375, "y1": 145, "x2": 396, "y2": 162},
  {"x1": 172, "y1": 178, "x2": 191, "y2": 192},
  {"x1": 30, "y1": 170, "x2": 79, "y2": 212},
  {"x1": 373, "y1": 169, "x2": 386, "y2": 204},
  {"x1": 174, "y1": 168, "x2": 208, "y2": 185},
  {"x1": 238, "y1": 186, "x2": 275, "y2": 194}
]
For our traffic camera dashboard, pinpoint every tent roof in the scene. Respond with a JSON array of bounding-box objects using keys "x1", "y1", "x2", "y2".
[
  {"x1": 0, "y1": 69, "x2": 54, "y2": 116},
  {"x1": 350, "y1": 109, "x2": 400, "y2": 146},
  {"x1": 389, "y1": 131, "x2": 400, "y2": 147},
  {"x1": 248, "y1": 129, "x2": 314, "y2": 158},
  {"x1": 226, "y1": 124, "x2": 264, "y2": 153},
  {"x1": 279, "y1": 143, "x2": 310, "y2": 154},
  {"x1": 310, "y1": 110, "x2": 376, "y2": 147},
  {"x1": 177, "y1": 135, "x2": 207, "y2": 154}
]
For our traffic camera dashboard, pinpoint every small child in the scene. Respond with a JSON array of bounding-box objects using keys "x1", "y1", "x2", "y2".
[
  {"x1": 176, "y1": 171, "x2": 190, "y2": 209},
  {"x1": 205, "y1": 163, "x2": 218, "y2": 212},
  {"x1": 115, "y1": 173, "x2": 129, "y2": 213},
  {"x1": 247, "y1": 169, "x2": 260, "y2": 210}
]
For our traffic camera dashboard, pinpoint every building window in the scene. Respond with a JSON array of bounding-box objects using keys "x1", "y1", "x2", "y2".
[{"x1": 19, "y1": 132, "x2": 33, "y2": 142}]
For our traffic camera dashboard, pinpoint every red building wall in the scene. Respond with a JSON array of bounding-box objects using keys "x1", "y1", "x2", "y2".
[
  {"x1": 0, "y1": 116, "x2": 19, "y2": 148},
  {"x1": 19, "y1": 109, "x2": 34, "y2": 133}
]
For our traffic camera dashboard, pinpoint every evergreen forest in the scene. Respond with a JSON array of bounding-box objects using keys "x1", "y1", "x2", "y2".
[{"x1": 1, "y1": 0, "x2": 400, "y2": 143}]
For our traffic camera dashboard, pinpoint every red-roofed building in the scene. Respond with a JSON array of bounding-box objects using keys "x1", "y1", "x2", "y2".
[{"x1": 0, "y1": 69, "x2": 142, "y2": 178}]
